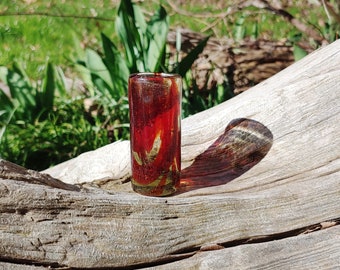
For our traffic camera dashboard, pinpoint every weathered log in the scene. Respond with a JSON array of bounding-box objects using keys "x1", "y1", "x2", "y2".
[
  {"x1": 1, "y1": 40, "x2": 340, "y2": 269},
  {"x1": 167, "y1": 29, "x2": 296, "y2": 93}
]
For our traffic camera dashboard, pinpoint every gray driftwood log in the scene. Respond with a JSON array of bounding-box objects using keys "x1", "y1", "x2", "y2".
[{"x1": 1, "y1": 40, "x2": 340, "y2": 269}]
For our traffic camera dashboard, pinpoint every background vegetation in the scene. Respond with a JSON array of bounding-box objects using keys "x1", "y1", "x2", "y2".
[{"x1": 0, "y1": 0, "x2": 339, "y2": 170}]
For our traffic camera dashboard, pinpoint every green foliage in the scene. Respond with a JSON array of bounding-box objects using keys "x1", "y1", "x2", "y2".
[
  {"x1": 1, "y1": 0, "x2": 337, "y2": 80},
  {"x1": 76, "y1": 0, "x2": 171, "y2": 140},
  {"x1": 0, "y1": 0, "x2": 220, "y2": 169},
  {"x1": 116, "y1": 0, "x2": 169, "y2": 72},
  {"x1": 233, "y1": 14, "x2": 246, "y2": 41},
  {"x1": 321, "y1": 0, "x2": 340, "y2": 42},
  {"x1": 181, "y1": 73, "x2": 234, "y2": 117},
  {"x1": 0, "y1": 62, "x2": 66, "y2": 125},
  {"x1": 77, "y1": 36, "x2": 130, "y2": 140},
  {"x1": 172, "y1": 31, "x2": 233, "y2": 117},
  {"x1": 0, "y1": 62, "x2": 112, "y2": 171},
  {"x1": 173, "y1": 35, "x2": 210, "y2": 77},
  {"x1": 1, "y1": 98, "x2": 110, "y2": 170},
  {"x1": 77, "y1": 0, "x2": 218, "y2": 133},
  {"x1": 293, "y1": 44, "x2": 308, "y2": 61},
  {"x1": 0, "y1": 0, "x2": 117, "y2": 79}
]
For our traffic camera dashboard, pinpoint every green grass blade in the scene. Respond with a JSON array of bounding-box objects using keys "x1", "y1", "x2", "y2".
[
  {"x1": 116, "y1": 0, "x2": 144, "y2": 72},
  {"x1": 54, "y1": 66, "x2": 68, "y2": 97},
  {"x1": 101, "y1": 33, "x2": 129, "y2": 97},
  {"x1": 12, "y1": 62, "x2": 31, "y2": 86},
  {"x1": 40, "y1": 62, "x2": 55, "y2": 114},
  {"x1": 173, "y1": 36, "x2": 210, "y2": 77},
  {"x1": 233, "y1": 14, "x2": 246, "y2": 41},
  {"x1": 5, "y1": 67, "x2": 36, "y2": 121},
  {"x1": 251, "y1": 21, "x2": 259, "y2": 39},
  {"x1": 145, "y1": 5, "x2": 169, "y2": 71},
  {"x1": 0, "y1": 90, "x2": 13, "y2": 123},
  {"x1": 85, "y1": 48, "x2": 113, "y2": 91},
  {"x1": 293, "y1": 44, "x2": 308, "y2": 61}
]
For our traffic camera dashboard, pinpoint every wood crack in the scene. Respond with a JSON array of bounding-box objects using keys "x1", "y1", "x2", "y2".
[
  {"x1": 222, "y1": 217, "x2": 340, "y2": 247},
  {"x1": 77, "y1": 218, "x2": 340, "y2": 270},
  {"x1": 163, "y1": 217, "x2": 340, "y2": 260},
  {"x1": 0, "y1": 256, "x2": 66, "y2": 269}
]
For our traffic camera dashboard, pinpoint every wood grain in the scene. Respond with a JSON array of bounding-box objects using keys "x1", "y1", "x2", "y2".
[{"x1": 146, "y1": 225, "x2": 340, "y2": 269}]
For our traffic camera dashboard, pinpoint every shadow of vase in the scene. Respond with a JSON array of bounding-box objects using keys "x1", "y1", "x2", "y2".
[{"x1": 178, "y1": 118, "x2": 273, "y2": 193}]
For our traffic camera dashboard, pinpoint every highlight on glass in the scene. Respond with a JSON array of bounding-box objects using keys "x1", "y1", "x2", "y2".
[{"x1": 128, "y1": 73, "x2": 182, "y2": 196}]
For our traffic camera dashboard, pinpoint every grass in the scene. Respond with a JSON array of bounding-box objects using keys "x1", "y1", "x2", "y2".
[
  {"x1": 0, "y1": 0, "x2": 119, "y2": 78},
  {"x1": 0, "y1": 1, "x2": 334, "y2": 79},
  {"x1": 1, "y1": 97, "x2": 111, "y2": 169}
]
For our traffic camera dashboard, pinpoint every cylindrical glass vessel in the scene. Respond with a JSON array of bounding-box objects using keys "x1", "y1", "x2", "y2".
[{"x1": 128, "y1": 73, "x2": 182, "y2": 196}]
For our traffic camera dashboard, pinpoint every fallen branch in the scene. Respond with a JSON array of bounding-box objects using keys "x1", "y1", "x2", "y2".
[{"x1": 1, "y1": 39, "x2": 340, "y2": 269}]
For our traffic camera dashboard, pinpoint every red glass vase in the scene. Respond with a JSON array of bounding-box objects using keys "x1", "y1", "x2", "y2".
[{"x1": 128, "y1": 73, "x2": 182, "y2": 196}]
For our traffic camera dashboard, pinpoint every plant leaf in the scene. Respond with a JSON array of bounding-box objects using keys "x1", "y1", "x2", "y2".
[
  {"x1": 5, "y1": 65, "x2": 36, "y2": 121},
  {"x1": 0, "y1": 90, "x2": 13, "y2": 123},
  {"x1": 54, "y1": 66, "x2": 67, "y2": 97},
  {"x1": 101, "y1": 33, "x2": 129, "y2": 97},
  {"x1": 85, "y1": 48, "x2": 113, "y2": 90},
  {"x1": 145, "y1": 5, "x2": 169, "y2": 71},
  {"x1": 293, "y1": 44, "x2": 308, "y2": 61},
  {"x1": 116, "y1": 0, "x2": 144, "y2": 72},
  {"x1": 233, "y1": 14, "x2": 246, "y2": 41},
  {"x1": 172, "y1": 36, "x2": 210, "y2": 77},
  {"x1": 39, "y1": 62, "x2": 55, "y2": 118}
]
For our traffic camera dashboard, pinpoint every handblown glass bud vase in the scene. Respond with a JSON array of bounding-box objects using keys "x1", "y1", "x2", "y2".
[{"x1": 128, "y1": 73, "x2": 182, "y2": 196}]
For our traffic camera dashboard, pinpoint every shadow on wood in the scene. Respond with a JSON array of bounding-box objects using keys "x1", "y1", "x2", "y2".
[{"x1": 179, "y1": 118, "x2": 273, "y2": 193}]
